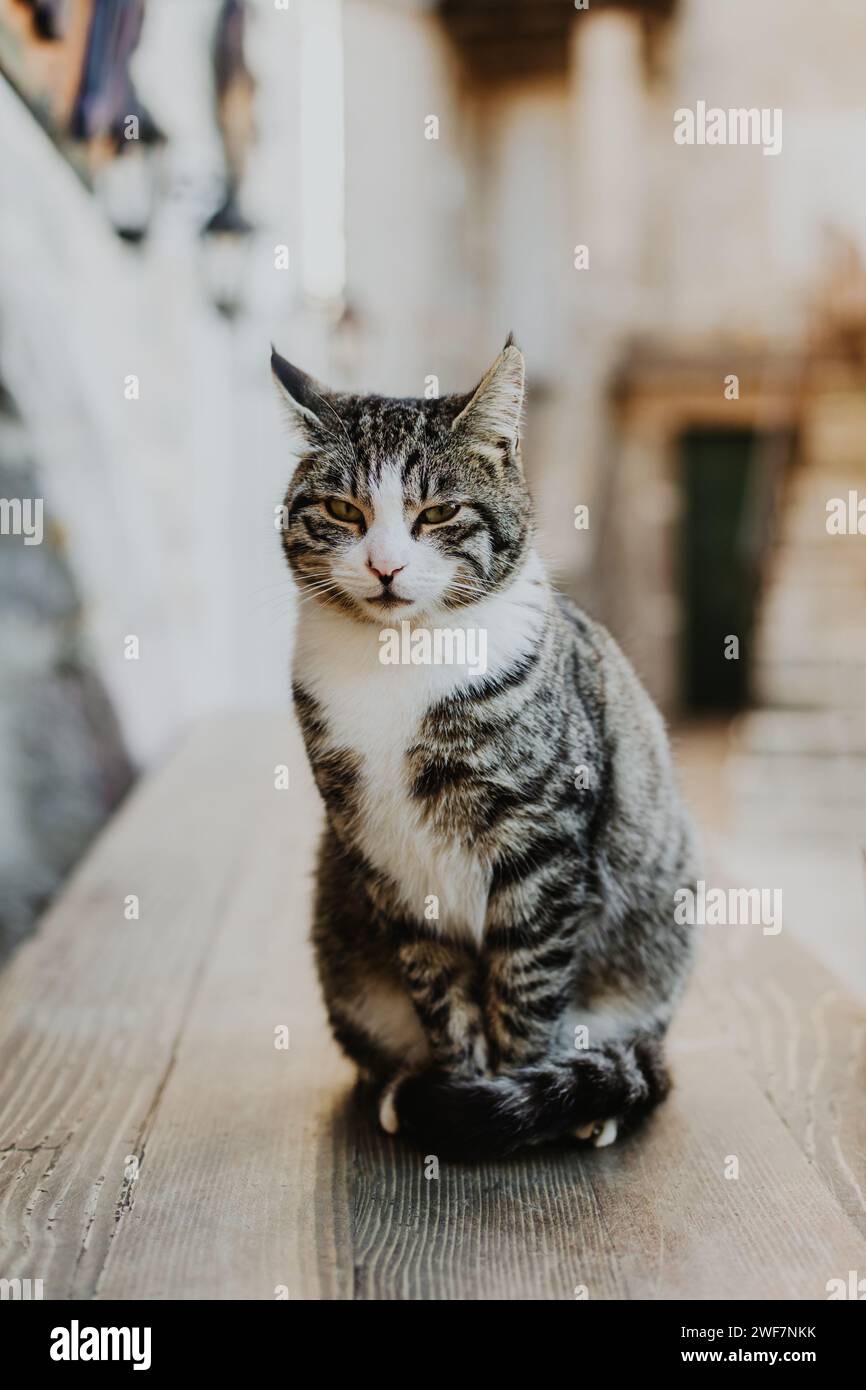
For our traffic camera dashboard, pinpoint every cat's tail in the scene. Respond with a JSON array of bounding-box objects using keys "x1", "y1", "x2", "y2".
[{"x1": 392, "y1": 1035, "x2": 670, "y2": 1160}]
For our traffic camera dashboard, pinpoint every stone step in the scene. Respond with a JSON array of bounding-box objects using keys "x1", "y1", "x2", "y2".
[
  {"x1": 777, "y1": 507, "x2": 866, "y2": 544},
  {"x1": 787, "y1": 475, "x2": 866, "y2": 507},
  {"x1": 753, "y1": 661, "x2": 866, "y2": 709},
  {"x1": 757, "y1": 625, "x2": 866, "y2": 665},
  {"x1": 756, "y1": 586, "x2": 866, "y2": 625},
  {"x1": 728, "y1": 752, "x2": 866, "y2": 803},
  {"x1": 728, "y1": 807, "x2": 866, "y2": 839},
  {"x1": 733, "y1": 708, "x2": 866, "y2": 755},
  {"x1": 766, "y1": 542, "x2": 866, "y2": 582}
]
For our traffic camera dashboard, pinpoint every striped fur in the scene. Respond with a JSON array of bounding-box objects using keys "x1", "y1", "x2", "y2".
[{"x1": 274, "y1": 337, "x2": 699, "y2": 1159}]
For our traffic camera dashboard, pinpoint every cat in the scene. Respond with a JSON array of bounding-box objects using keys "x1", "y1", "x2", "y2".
[{"x1": 273, "y1": 335, "x2": 699, "y2": 1160}]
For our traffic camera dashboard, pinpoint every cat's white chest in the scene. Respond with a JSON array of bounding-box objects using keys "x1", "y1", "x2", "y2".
[{"x1": 296, "y1": 616, "x2": 490, "y2": 941}]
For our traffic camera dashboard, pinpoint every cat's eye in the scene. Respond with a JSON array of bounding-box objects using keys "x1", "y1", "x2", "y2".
[
  {"x1": 324, "y1": 497, "x2": 364, "y2": 525},
  {"x1": 419, "y1": 503, "x2": 460, "y2": 526}
]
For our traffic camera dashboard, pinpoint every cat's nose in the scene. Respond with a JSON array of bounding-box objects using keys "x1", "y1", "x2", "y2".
[{"x1": 367, "y1": 561, "x2": 406, "y2": 587}]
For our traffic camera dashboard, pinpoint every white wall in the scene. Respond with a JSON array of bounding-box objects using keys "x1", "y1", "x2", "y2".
[{"x1": 0, "y1": 0, "x2": 311, "y2": 765}]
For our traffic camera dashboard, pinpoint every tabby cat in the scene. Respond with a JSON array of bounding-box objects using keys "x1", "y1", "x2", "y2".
[{"x1": 273, "y1": 336, "x2": 698, "y2": 1160}]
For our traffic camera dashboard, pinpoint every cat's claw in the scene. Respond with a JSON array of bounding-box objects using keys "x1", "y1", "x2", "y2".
[
  {"x1": 593, "y1": 1117, "x2": 619, "y2": 1147},
  {"x1": 378, "y1": 1080, "x2": 401, "y2": 1135},
  {"x1": 573, "y1": 1118, "x2": 619, "y2": 1148}
]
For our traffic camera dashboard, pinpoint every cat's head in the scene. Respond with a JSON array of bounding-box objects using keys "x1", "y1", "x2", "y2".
[{"x1": 273, "y1": 336, "x2": 532, "y2": 622}]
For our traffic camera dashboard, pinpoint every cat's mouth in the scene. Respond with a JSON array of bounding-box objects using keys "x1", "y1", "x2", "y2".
[{"x1": 364, "y1": 592, "x2": 414, "y2": 610}]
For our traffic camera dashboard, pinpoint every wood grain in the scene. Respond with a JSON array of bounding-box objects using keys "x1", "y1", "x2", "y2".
[
  {"x1": 93, "y1": 718, "x2": 355, "y2": 1301},
  {"x1": 695, "y1": 924, "x2": 866, "y2": 1241},
  {"x1": 1, "y1": 715, "x2": 865, "y2": 1299}
]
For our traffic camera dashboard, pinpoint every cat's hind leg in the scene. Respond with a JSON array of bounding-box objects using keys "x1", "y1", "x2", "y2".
[
  {"x1": 327, "y1": 977, "x2": 438, "y2": 1136},
  {"x1": 329, "y1": 977, "x2": 431, "y2": 1080}
]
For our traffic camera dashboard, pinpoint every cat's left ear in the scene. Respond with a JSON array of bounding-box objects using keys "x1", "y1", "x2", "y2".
[
  {"x1": 451, "y1": 333, "x2": 525, "y2": 459},
  {"x1": 271, "y1": 345, "x2": 336, "y2": 439}
]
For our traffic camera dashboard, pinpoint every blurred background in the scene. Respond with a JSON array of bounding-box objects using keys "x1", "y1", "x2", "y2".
[{"x1": 0, "y1": 0, "x2": 864, "y2": 990}]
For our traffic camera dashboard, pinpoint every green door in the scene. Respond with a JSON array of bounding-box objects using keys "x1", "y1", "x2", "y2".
[{"x1": 680, "y1": 428, "x2": 759, "y2": 711}]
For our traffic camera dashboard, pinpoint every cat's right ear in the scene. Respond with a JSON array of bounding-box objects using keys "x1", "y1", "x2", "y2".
[
  {"x1": 450, "y1": 336, "x2": 525, "y2": 458},
  {"x1": 271, "y1": 346, "x2": 332, "y2": 439}
]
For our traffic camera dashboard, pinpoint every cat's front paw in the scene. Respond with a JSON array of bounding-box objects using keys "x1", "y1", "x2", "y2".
[
  {"x1": 377, "y1": 1037, "x2": 489, "y2": 1137},
  {"x1": 573, "y1": 1117, "x2": 619, "y2": 1148}
]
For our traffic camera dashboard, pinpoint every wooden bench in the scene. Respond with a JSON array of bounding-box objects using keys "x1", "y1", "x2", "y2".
[{"x1": 1, "y1": 715, "x2": 865, "y2": 1300}]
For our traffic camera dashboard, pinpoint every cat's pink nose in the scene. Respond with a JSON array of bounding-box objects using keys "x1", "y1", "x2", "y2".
[{"x1": 367, "y1": 561, "x2": 406, "y2": 587}]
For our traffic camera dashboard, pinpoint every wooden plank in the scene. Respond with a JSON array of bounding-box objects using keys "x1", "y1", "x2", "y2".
[
  {"x1": 342, "y1": 962, "x2": 866, "y2": 1301},
  {"x1": 0, "y1": 715, "x2": 304, "y2": 1299},
  {"x1": 94, "y1": 717, "x2": 354, "y2": 1300},
  {"x1": 2, "y1": 714, "x2": 866, "y2": 1299},
  {"x1": 696, "y1": 924, "x2": 866, "y2": 1242},
  {"x1": 95, "y1": 728, "x2": 866, "y2": 1300}
]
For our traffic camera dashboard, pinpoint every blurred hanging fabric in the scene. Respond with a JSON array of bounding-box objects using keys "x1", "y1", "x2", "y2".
[{"x1": 69, "y1": 0, "x2": 159, "y2": 147}]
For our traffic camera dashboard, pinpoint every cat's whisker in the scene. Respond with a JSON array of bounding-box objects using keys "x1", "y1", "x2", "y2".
[
  {"x1": 293, "y1": 581, "x2": 351, "y2": 609},
  {"x1": 296, "y1": 576, "x2": 348, "y2": 593}
]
